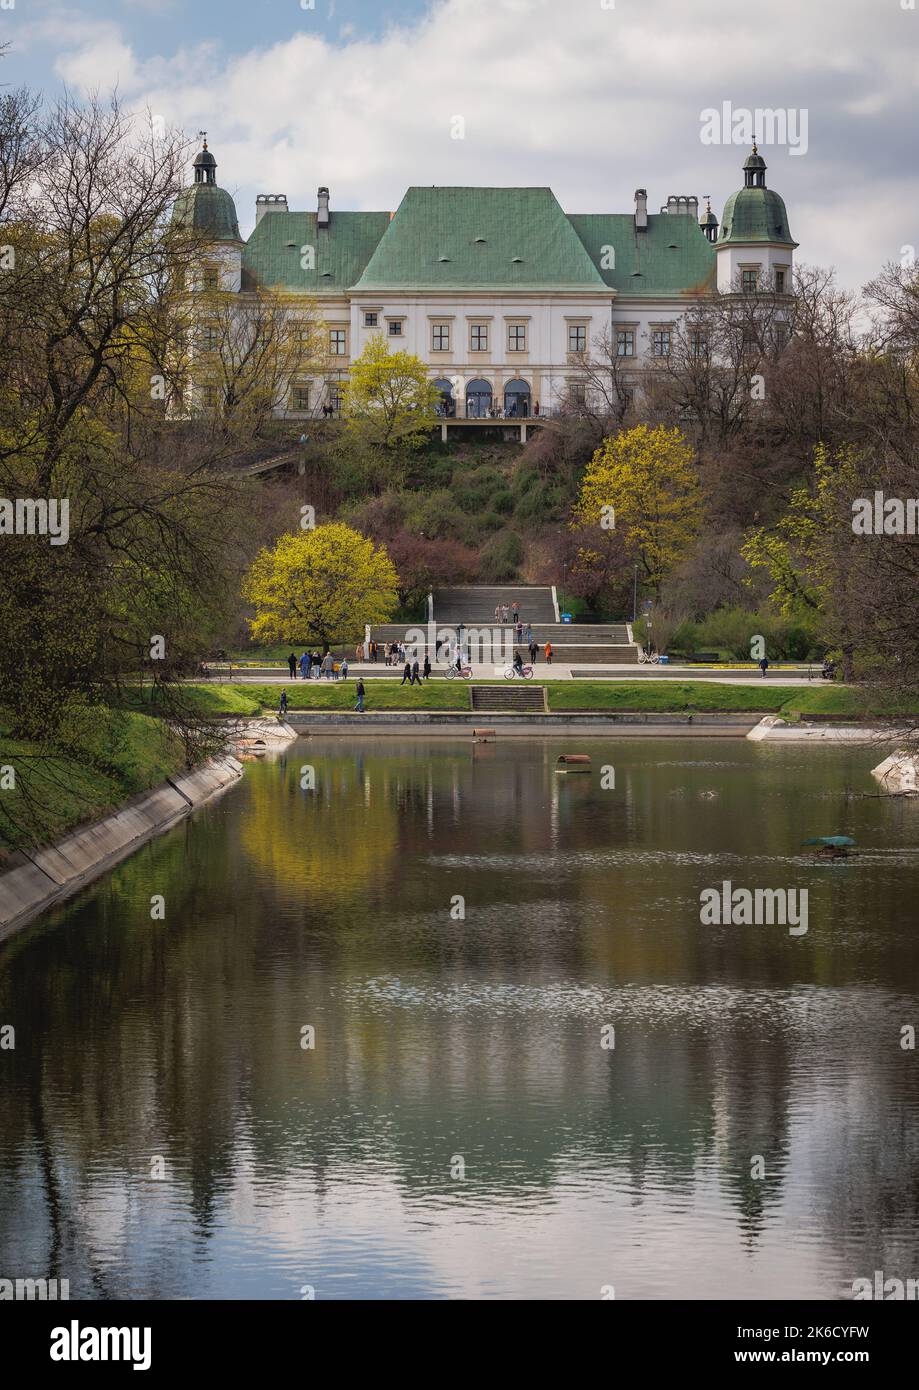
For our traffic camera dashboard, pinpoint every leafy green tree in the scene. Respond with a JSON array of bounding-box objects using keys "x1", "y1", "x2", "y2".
[
  {"x1": 242, "y1": 522, "x2": 398, "y2": 646},
  {"x1": 342, "y1": 336, "x2": 439, "y2": 451}
]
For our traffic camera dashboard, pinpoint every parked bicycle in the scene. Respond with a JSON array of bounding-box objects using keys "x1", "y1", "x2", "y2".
[{"x1": 638, "y1": 648, "x2": 661, "y2": 665}]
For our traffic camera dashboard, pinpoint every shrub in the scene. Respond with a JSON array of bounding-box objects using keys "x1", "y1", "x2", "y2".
[{"x1": 478, "y1": 530, "x2": 524, "y2": 582}]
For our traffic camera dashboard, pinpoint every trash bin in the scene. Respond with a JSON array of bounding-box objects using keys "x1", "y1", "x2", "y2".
[
  {"x1": 561, "y1": 613, "x2": 572, "y2": 624},
  {"x1": 659, "y1": 654, "x2": 669, "y2": 664}
]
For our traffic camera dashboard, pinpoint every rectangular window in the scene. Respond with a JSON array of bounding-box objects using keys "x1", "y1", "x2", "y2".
[
  {"x1": 470, "y1": 323, "x2": 488, "y2": 351},
  {"x1": 432, "y1": 323, "x2": 450, "y2": 351},
  {"x1": 329, "y1": 329, "x2": 347, "y2": 355},
  {"x1": 651, "y1": 328, "x2": 671, "y2": 357},
  {"x1": 570, "y1": 381, "x2": 586, "y2": 404},
  {"x1": 388, "y1": 320, "x2": 403, "y2": 337},
  {"x1": 291, "y1": 384, "x2": 311, "y2": 412},
  {"x1": 690, "y1": 331, "x2": 707, "y2": 357},
  {"x1": 200, "y1": 323, "x2": 219, "y2": 353},
  {"x1": 775, "y1": 269, "x2": 786, "y2": 294},
  {"x1": 364, "y1": 311, "x2": 378, "y2": 328},
  {"x1": 568, "y1": 325, "x2": 587, "y2": 353},
  {"x1": 616, "y1": 328, "x2": 635, "y2": 357},
  {"x1": 329, "y1": 386, "x2": 344, "y2": 413},
  {"x1": 621, "y1": 387, "x2": 634, "y2": 411},
  {"x1": 508, "y1": 324, "x2": 527, "y2": 352},
  {"x1": 742, "y1": 269, "x2": 758, "y2": 294},
  {"x1": 201, "y1": 385, "x2": 219, "y2": 408},
  {"x1": 202, "y1": 268, "x2": 219, "y2": 292}
]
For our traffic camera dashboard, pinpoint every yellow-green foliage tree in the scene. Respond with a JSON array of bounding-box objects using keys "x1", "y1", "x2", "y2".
[
  {"x1": 741, "y1": 444, "x2": 865, "y2": 673},
  {"x1": 573, "y1": 424, "x2": 701, "y2": 596},
  {"x1": 243, "y1": 521, "x2": 398, "y2": 646},
  {"x1": 342, "y1": 335, "x2": 440, "y2": 450}
]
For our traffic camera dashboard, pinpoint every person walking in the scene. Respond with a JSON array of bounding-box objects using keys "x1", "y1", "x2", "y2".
[
  {"x1": 516, "y1": 620, "x2": 523, "y2": 642},
  {"x1": 299, "y1": 650, "x2": 310, "y2": 680},
  {"x1": 411, "y1": 659, "x2": 421, "y2": 686},
  {"x1": 525, "y1": 623, "x2": 532, "y2": 644},
  {"x1": 501, "y1": 603, "x2": 509, "y2": 624},
  {"x1": 423, "y1": 656, "x2": 431, "y2": 681},
  {"x1": 512, "y1": 600, "x2": 519, "y2": 624},
  {"x1": 759, "y1": 656, "x2": 769, "y2": 678},
  {"x1": 529, "y1": 639, "x2": 538, "y2": 664},
  {"x1": 287, "y1": 652, "x2": 297, "y2": 679},
  {"x1": 354, "y1": 678, "x2": 365, "y2": 713},
  {"x1": 340, "y1": 657, "x2": 349, "y2": 680},
  {"x1": 370, "y1": 642, "x2": 378, "y2": 664},
  {"x1": 545, "y1": 640, "x2": 553, "y2": 665},
  {"x1": 278, "y1": 689, "x2": 288, "y2": 718},
  {"x1": 401, "y1": 661, "x2": 412, "y2": 685}
]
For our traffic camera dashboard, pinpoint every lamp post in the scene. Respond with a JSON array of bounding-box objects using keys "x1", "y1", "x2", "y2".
[{"x1": 632, "y1": 565, "x2": 638, "y2": 624}]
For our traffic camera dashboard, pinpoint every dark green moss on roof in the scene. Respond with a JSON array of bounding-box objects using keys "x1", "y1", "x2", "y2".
[
  {"x1": 354, "y1": 187, "x2": 607, "y2": 291},
  {"x1": 717, "y1": 188, "x2": 796, "y2": 247},
  {"x1": 242, "y1": 210, "x2": 391, "y2": 294},
  {"x1": 172, "y1": 183, "x2": 241, "y2": 243},
  {"x1": 568, "y1": 213, "x2": 716, "y2": 297}
]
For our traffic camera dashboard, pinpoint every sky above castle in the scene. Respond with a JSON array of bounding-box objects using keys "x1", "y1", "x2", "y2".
[{"x1": 6, "y1": 0, "x2": 917, "y2": 292}]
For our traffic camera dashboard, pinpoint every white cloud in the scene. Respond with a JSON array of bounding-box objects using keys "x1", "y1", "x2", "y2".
[{"x1": 23, "y1": 0, "x2": 919, "y2": 290}]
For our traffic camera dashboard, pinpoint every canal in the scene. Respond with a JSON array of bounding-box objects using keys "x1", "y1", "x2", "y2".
[{"x1": 1, "y1": 737, "x2": 918, "y2": 1299}]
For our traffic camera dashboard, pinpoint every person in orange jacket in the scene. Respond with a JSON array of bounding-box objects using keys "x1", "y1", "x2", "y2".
[{"x1": 545, "y1": 641, "x2": 553, "y2": 665}]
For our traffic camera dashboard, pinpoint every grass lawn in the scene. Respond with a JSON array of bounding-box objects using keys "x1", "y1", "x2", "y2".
[
  {"x1": 244, "y1": 681, "x2": 472, "y2": 710},
  {"x1": 124, "y1": 685, "x2": 262, "y2": 717},
  {"x1": 0, "y1": 709, "x2": 188, "y2": 858}
]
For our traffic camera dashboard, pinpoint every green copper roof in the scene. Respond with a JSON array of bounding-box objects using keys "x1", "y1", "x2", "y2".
[
  {"x1": 354, "y1": 187, "x2": 607, "y2": 291},
  {"x1": 568, "y1": 213, "x2": 716, "y2": 296},
  {"x1": 172, "y1": 183, "x2": 241, "y2": 243},
  {"x1": 242, "y1": 210, "x2": 391, "y2": 294},
  {"x1": 717, "y1": 187, "x2": 796, "y2": 247}
]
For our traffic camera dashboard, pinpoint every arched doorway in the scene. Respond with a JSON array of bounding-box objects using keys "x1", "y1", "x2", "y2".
[
  {"x1": 465, "y1": 378, "x2": 492, "y2": 419},
  {"x1": 504, "y1": 379, "x2": 531, "y2": 418},
  {"x1": 434, "y1": 378, "x2": 455, "y2": 417}
]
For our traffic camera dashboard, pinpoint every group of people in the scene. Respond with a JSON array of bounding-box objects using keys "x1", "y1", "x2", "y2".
[
  {"x1": 400, "y1": 657, "x2": 431, "y2": 685},
  {"x1": 287, "y1": 650, "x2": 348, "y2": 681},
  {"x1": 495, "y1": 601, "x2": 522, "y2": 624}
]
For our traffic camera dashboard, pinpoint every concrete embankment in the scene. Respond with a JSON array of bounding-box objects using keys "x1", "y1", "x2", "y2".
[
  {"x1": 747, "y1": 716, "x2": 905, "y2": 743},
  {"x1": 871, "y1": 751, "x2": 919, "y2": 793},
  {"x1": 287, "y1": 712, "x2": 758, "y2": 737},
  {"x1": 0, "y1": 755, "x2": 244, "y2": 943}
]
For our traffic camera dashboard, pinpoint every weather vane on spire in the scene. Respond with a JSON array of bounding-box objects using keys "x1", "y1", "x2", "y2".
[{"x1": 198, "y1": 130, "x2": 208, "y2": 149}]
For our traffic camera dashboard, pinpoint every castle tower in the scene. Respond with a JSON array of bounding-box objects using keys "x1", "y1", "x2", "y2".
[
  {"x1": 715, "y1": 145, "x2": 797, "y2": 294},
  {"x1": 171, "y1": 137, "x2": 244, "y2": 291}
]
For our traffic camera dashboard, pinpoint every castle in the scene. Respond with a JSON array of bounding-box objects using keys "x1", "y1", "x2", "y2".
[{"x1": 172, "y1": 140, "x2": 797, "y2": 420}]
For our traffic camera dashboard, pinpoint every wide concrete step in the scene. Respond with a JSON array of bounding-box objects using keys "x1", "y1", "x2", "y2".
[
  {"x1": 368, "y1": 623, "x2": 632, "y2": 643},
  {"x1": 433, "y1": 585, "x2": 556, "y2": 624},
  {"x1": 471, "y1": 684, "x2": 548, "y2": 712}
]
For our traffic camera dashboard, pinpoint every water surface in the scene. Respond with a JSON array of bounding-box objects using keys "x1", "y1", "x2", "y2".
[{"x1": 1, "y1": 737, "x2": 918, "y2": 1299}]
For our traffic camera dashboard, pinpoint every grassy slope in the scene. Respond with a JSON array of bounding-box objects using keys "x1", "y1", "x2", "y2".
[
  {"x1": 245, "y1": 681, "x2": 472, "y2": 710},
  {"x1": 0, "y1": 710, "x2": 188, "y2": 859}
]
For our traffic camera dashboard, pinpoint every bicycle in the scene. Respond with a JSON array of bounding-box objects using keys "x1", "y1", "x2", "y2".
[
  {"x1": 504, "y1": 663, "x2": 534, "y2": 680},
  {"x1": 445, "y1": 664, "x2": 473, "y2": 680},
  {"x1": 637, "y1": 648, "x2": 660, "y2": 665}
]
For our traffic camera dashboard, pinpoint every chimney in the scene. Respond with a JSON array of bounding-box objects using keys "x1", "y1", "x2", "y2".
[
  {"x1": 255, "y1": 193, "x2": 288, "y2": 224},
  {"x1": 665, "y1": 195, "x2": 699, "y2": 217},
  {"x1": 634, "y1": 188, "x2": 648, "y2": 232},
  {"x1": 317, "y1": 186, "x2": 330, "y2": 229}
]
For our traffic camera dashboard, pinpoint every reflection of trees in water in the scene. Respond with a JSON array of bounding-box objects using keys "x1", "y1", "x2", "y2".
[{"x1": 1, "y1": 743, "x2": 918, "y2": 1292}]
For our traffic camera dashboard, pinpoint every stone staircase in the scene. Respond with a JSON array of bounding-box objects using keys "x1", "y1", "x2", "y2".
[
  {"x1": 471, "y1": 684, "x2": 548, "y2": 713},
  {"x1": 433, "y1": 585, "x2": 557, "y2": 624}
]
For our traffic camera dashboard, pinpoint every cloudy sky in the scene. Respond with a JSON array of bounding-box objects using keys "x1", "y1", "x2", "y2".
[{"x1": 5, "y1": 0, "x2": 917, "y2": 290}]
